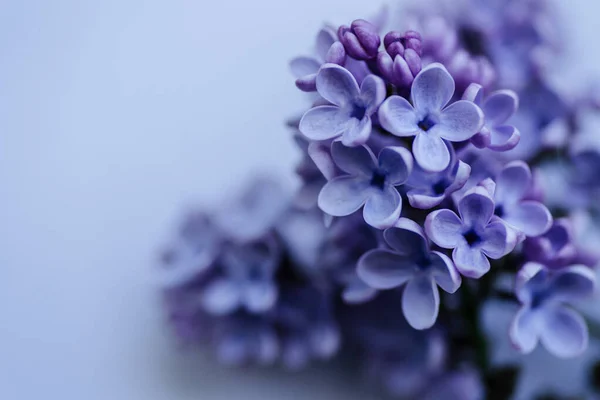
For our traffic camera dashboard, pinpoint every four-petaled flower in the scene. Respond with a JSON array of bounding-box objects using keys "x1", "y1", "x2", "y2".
[
  {"x1": 201, "y1": 238, "x2": 279, "y2": 315},
  {"x1": 300, "y1": 63, "x2": 386, "y2": 146},
  {"x1": 406, "y1": 146, "x2": 471, "y2": 209},
  {"x1": 510, "y1": 262, "x2": 596, "y2": 358},
  {"x1": 523, "y1": 219, "x2": 578, "y2": 269},
  {"x1": 318, "y1": 141, "x2": 413, "y2": 229},
  {"x1": 378, "y1": 63, "x2": 484, "y2": 172},
  {"x1": 358, "y1": 218, "x2": 461, "y2": 329},
  {"x1": 463, "y1": 83, "x2": 521, "y2": 151},
  {"x1": 425, "y1": 184, "x2": 516, "y2": 278},
  {"x1": 493, "y1": 161, "x2": 553, "y2": 238}
]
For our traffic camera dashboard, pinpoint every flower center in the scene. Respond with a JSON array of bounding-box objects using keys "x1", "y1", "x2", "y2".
[
  {"x1": 459, "y1": 26, "x2": 487, "y2": 56},
  {"x1": 463, "y1": 229, "x2": 482, "y2": 247},
  {"x1": 530, "y1": 290, "x2": 550, "y2": 309},
  {"x1": 418, "y1": 115, "x2": 437, "y2": 132},
  {"x1": 494, "y1": 205, "x2": 505, "y2": 218},
  {"x1": 432, "y1": 179, "x2": 450, "y2": 195},
  {"x1": 370, "y1": 170, "x2": 387, "y2": 190},
  {"x1": 350, "y1": 104, "x2": 367, "y2": 120}
]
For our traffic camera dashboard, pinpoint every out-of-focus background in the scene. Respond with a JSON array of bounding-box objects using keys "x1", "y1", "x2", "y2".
[{"x1": 0, "y1": 1, "x2": 597, "y2": 399}]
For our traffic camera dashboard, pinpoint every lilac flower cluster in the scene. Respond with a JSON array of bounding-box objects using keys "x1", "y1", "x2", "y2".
[{"x1": 160, "y1": 0, "x2": 600, "y2": 398}]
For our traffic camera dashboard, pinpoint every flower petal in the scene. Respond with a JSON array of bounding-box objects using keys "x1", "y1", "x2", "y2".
[
  {"x1": 243, "y1": 282, "x2": 278, "y2": 313},
  {"x1": 363, "y1": 185, "x2": 402, "y2": 229},
  {"x1": 430, "y1": 251, "x2": 462, "y2": 293},
  {"x1": 407, "y1": 190, "x2": 445, "y2": 209},
  {"x1": 488, "y1": 125, "x2": 520, "y2": 151},
  {"x1": 411, "y1": 63, "x2": 455, "y2": 113},
  {"x1": 481, "y1": 220, "x2": 513, "y2": 259},
  {"x1": 413, "y1": 132, "x2": 451, "y2": 172},
  {"x1": 425, "y1": 209, "x2": 464, "y2": 249},
  {"x1": 495, "y1": 161, "x2": 531, "y2": 206},
  {"x1": 384, "y1": 217, "x2": 428, "y2": 256},
  {"x1": 462, "y1": 83, "x2": 484, "y2": 105},
  {"x1": 541, "y1": 306, "x2": 588, "y2": 358},
  {"x1": 308, "y1": 141, "x2": 338, "y2": 180},
  {"x1": 329, "y1": 141, "x2": 376, "y2": 176},
  {"x1": 453, "y1": 244, "x2": 490, "y2": 278},
  {"x1": 503, "y1": 201, "x2": 553, "y2": 237},
  {"x1": 378, "y1": 95, "x2": 420, "y2": 137},
  {"x1": 445, "y1": 160, "x2": 471, "y2": 194},
  {"x1": 201, "y1": 279, "x2": 240, "y2": 315},
  {"x1": 342, "y1": 279, "x2": 378, "y2": 304},
  {"x1": 299, "y1": 105, "x2": 349, "y2": 141},
  {"x1": 550, "y1": 265, "x2": 597, "y2": 303},
  {"x1": 318, "y1": 176, "x2": 370, "y2": 217},
  {"x1": 509, "y1": 308, "x2": 540, "y2": 354},
  {"x1": 458, "y1": 187, "x2": 495, "y2": 229},
  {"x1": 402, "y1": 275, "x2": 440, "y2": 329},
  {"x1": 316, "y1": 63, "x2": 360, "y2": 107},
  {"x1": 290, "y1": 57, "x2": 320, "y2": 78},
  {"x1": 378, "y1": 146, "x2": 414, "y2": 185},
  {"x1": 357, "y1": 249, "x2": 417, "y2": 289},
  {"x1": 361, "y1": 74, "x2": 387, "y2": 115},
  {"x1": 483, "y1": 90, "x2": 518, "y2": 126},
  {"x1": 315, "y1": 27, "x2": 337, "y2": 60},
  {"x1": 434, "y1": 100, "x2": 484, "y2": 142},
  {"x1": 341, "y1": 116, "x2": 372, "y2": 146}
]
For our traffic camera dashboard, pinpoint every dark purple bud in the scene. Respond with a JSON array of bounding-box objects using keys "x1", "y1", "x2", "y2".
[
  {"x1": 384, "y1": 30, "x2": 423, "y2": 58},
  {"x1": 377, "y1": 51, "x2": 415, "y2": 88},
  {"x1": 325, "y1": 41, "x2": 347, "y2": 65},
  {"x1": 338, "y1": 19, "x2": 381, "y2": 60},
  {"x1": 403, "y1": 48, "x2": 422, "y2": 76}
]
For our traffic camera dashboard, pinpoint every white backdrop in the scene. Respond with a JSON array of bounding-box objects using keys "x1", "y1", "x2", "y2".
[{"x1": 0, "y1": 1, "x2": 597, "y2": 399}]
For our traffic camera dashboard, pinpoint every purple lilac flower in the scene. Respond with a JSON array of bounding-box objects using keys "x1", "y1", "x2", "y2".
[
  {"x1": 378, "y1": 63, "x2": 484, "y2": 172},
  {"x1": 406, "y1": 145, "x2": 471, "y2": 209},
  {"x1": 524, "y1": 219, "x2": 578, "y2": 269},
  {"x1": 358, "y1": 218, "x2": 461, "y2": 329},
  {"x1": 377, "y1": 30, "x2": 423, "y2": 88},
  {"x1": 214, "y1": 315, "x2": 279, "y2": 367},
  {"x1": 292, "y1": 134, "x2": 327, "y2": 209},
  {"x1": 215, "y1": 177, "x2": 289, "y2": 243},
  {"x1": 426, "y1": 184, "x2": 516, "y2": 278},
  {"x1": 317, "y1": 141, "x2": 412, "y2": 229},
  {"x1": 159, "y1": 211, "x2": 221, "y2": 288},
  {"x1": 463, "y1": 83, "x2": 521, "y2": 151},
  {"x1": 201, "y1": 238, "x2": 279, "y2": 315},
  {"x1": 299, "y1": 64, "x2": 386, "y2": 146},
  {"x1": 338, "y1": 19, "x2": 381, "y2": 61},
  {"x1": 290, "y1": 26, "x2": 346, "y2": 92},
  {"x1": 510, "y1": 262, "x2": 596, "y2": 358},
  {"x1": 493, "y1": 161, "x2": 553, "y2": 238}
]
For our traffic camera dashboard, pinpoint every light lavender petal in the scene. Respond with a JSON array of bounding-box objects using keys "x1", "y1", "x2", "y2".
[
  {"x1": 413, "y1": 132, "x2": 450, "y2": 172},
  {"x1": 330, "y1": 141, "x2": 376, "y2": 177},
  {"x1": 402, "y1": 275, "x2": 440, "y2": 330},
  {"x1": 378, "y1": 146, "x2": 413, "y2": 185},
  {"x1": 378, "y1": 95, "x2": 420, "y2": 137},
  {"x1": 425, "y1": 209, "x2": 464, "y2": 249},
  {"x1": 503, "y1": 201, "x2": 553, "y2": 237},
  {"x1": 453, "y1": 244, "x2": 490, "y2": 278},
  {"x1": 434, "y1": 100, "x2": 484, "y2": 141},
  {"x1": 299, "y1": 105, "x2": 349, "y2": 141},
  {"x1": 316, "y1": 63, "x2": 360, "y2": 107},
  {"x1": 541, "y1": 306, "x2": 588, "y2": 358},
  {"x1": 318, "y1": 176, "x2": 370, "y2": 217},
  {"x1": 357, "y1": 249, "x2": 417, "y2": 289},
  {"x1": 411, "y1": 63, "x2": 455, "y2": 113},
  {"x1": 363, "y1": 185, "x2": 402, "y2": 229},
  {"x1": 483, "y1": 90, "x2": 519, "y2": 126}
]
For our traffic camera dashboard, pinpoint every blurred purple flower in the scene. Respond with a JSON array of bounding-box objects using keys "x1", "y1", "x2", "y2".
[
  {"x1": 463, "y1": 83, "x2": 521, "y2": 151},
  {"x1": 510, "y1": 263, "x2": 596, "y2": 358},
  {"x1": 426, "y1": 184, "x2": 516, "y2": 278},
  {"x1": 201, "y1": 238, "x2": 279, "y2": 315},
  {"x1": 493, "y1": 161, "x2": 553, "y2": 238},
  {"x1": 299, "y1": 64, "x2": 386, "y2": 146},
  {"x1": 379, "y1": 63, "x2": 484, "y2": 172},
  {"x1": 358, "y1": 218, "x2": 461, "y2": 329},
  {"x1": 524, "y1": 219, "x2": 578, "y2": 269},
  {"x1": 317, "y1": 141, "x2": 412, "y2": 229}
]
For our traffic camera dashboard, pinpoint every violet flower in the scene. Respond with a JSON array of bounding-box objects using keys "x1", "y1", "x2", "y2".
[
  {"x1": 318, "y1": 141, "x2": 413, "y2": 229},
  {"x1": 358, "y1": 218, "x2": 461, "y2": 329},
  {"x1": 493, "y1": 161, "x2": 553, "y2": 238},
  {"x1": 290, "y1": 26, "x2": 346, "y2": 92},
  {"x1": 338, "y1": 19, "x2": 381, "y2": 60},
  {"x1": 201, "y1": 238, "x2": 279, "y2": 315},
  {"x1": 299, "y1": 64, "x2": 386, "y2": 146},
  {"x1": 510, "y1": 262, "x2": 596, "y2": 358},
  {"x1": 426, "y1": 184, "x2": 516, "y2": 278},
  {"x1": 377, "y1": 30, "x2": 423, "y2": 88},
  {"x1": 406, "y1": 146, "x2": 471, "y2": 209},
  {"x1": 159, "y1": 211, "x2": 221, "y2": 288},
  {"x1": 463, "y1": 83, "x2": 521, "y2": 151},
  {"x1": 378, "y1": 63, "x2": 484, "y2": 172},
  {"x1": 523, "y1": 219, "x2": 578, "y2": 269}
]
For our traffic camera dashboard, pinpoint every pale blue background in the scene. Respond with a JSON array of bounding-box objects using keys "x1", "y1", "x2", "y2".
[{"x1": 0, "y1": 1, "x2": 597, "y2": 399}]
